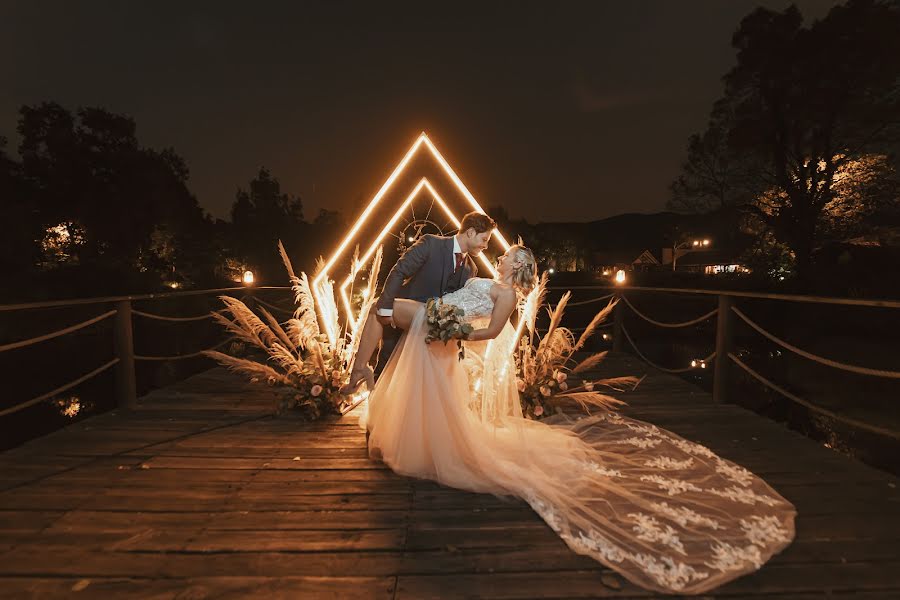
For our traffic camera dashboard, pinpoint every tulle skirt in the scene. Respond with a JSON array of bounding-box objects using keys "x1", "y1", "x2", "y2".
[{"x1": 361, "y1": 307, "x2": 796, "y2": 595}]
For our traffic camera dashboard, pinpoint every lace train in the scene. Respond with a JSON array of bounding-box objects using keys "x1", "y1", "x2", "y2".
[{"x1": 361, "y1": 305, "x2": 796, "y2": 594}]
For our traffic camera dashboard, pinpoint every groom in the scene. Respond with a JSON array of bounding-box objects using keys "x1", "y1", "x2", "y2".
[{"x1": 348, "y1": 211, "x2": 496, "y2": 385}]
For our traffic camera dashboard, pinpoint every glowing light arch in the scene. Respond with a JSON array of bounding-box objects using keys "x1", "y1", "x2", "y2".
[{"x1": 313, "y1": 132, "x2": 513, "y2": 330}]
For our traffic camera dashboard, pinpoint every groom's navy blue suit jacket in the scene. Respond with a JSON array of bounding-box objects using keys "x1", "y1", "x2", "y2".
[
  {"x1": 374, "y1": 234, "x2": 477, "y2": 373},
  {"x1": 376, "y1": 234, "x2": 478, "y2": 308}
]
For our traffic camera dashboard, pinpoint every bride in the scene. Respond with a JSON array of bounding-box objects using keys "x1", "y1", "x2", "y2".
[{"x1": 347, "y1": 244, "x2": 796, "y2": 595}]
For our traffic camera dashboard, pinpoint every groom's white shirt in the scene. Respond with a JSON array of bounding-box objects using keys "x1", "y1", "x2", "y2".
[{"x1": 377, "y1": 236, "x2": 464, "y2": 317}]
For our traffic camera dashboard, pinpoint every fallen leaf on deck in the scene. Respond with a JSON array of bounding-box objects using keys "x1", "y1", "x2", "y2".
[{"x1": 600, "y1": 572, "x2": 621, "y2": 589}]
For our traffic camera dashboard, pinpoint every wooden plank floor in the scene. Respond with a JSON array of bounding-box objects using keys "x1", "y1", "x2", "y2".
[{"x1": 1, "y1": 353, "x2": 899, "y2": 599}]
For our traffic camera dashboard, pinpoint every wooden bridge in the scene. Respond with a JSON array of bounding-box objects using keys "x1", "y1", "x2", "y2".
[{"x1": 2, "y1": 352, "x2": 899, "y2": 599}]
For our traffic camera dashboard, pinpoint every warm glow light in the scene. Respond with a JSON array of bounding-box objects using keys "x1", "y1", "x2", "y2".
[
  {"x1": 315, "y1": 132, "x2": 513, "y2": 324},
  {"x1": 242, "y1": 270, "x2": 254, "y2": 285},
  {"x1": 338, "y1": 178, "x2": 467, "y2": 317},
  {"x1": 615, "y1": 269, "x2": 626, "y2": 285},
  {"x1": 703, "y1": 239, "x2": 711, "y2": 246},
  {"x1": 360, "y1": 288, "x2": 369, "y2": 300},
  {"x1": 548, "y1": 268, "x2": 555, "y2": 274}
]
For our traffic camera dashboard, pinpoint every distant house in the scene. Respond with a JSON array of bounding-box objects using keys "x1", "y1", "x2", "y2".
[
  {"x1": 670, "y1": 250, "x2": 751, "y2": 275},
  {"x1": 591, "y1": 249, "x2": 660, "y2": 274}
]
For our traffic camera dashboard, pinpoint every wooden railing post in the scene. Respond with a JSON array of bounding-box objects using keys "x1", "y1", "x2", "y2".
[
  {"x1": 612, "y1": 292, "x2": 624, "y2": 353},
  {"x1": 713, "y1": 295, "x2": 733, "y2": 404},
  {"x1": 114, "y1": 299, "x2": 137, "y2": 410}
]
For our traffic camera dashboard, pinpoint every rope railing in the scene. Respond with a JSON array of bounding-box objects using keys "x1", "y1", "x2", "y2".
[
  {"x1": 731, "y1": 306, "x2": 900, "y2": 379},
  {"x1": 254, "y1": 298, "x2": 294, "y2": 315},
  {"x1": 0, "y1": 358, "x2": 120, "y2": 417},
  {"x1": 621, "y1": 295, "x2": 718, "y2": 329},
  {"x1": 728, "y1": 352, "x2": 900, "y2": 441},
  {"x1": 620, "y1": 324, "x2": 715, "y2": 374},
  {"x1": 0, "y1": 309, "x2": 117, "y2": 353},
  {"x1": 0, "y1": 285, "x2": 291, "y2": 313},
  {"x1": 134, "y1": 337, "x2": 238, "y2": 362},
  {"x1": 566, "y1": 293, "x2": 616, "y2": 307},
  {"x1": 132, "y1": 309, "x2": 213, "y2": 322},
  {"x1": 0, "y1": 286, "x2": 288, "y2": 415}
]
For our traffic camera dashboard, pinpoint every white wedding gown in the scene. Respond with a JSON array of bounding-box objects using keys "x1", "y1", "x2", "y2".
[{"x1": 361, "y1": 277, "x2": 796, "y2": 594}]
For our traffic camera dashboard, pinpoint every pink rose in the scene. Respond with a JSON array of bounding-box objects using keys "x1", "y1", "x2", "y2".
[
  {"x1": 310, "y1": 384, "x2": 323, "y2": 397},
  {"x1": 539, "y1": 385, "x2": 551, "y2": 397},
  {"x1": 534, "y1": 405, "x2": 544, "y2": 417},
  {"x1": 555, "y1": 371, "x2": 567, "y2": 383},
  {"x1": 584, "y1": 381, "x2": 595, "y2": 392},
  {"x1": 558, "y1": 381, "x2": 568, "y2": 391},
  {"x1": 516, "y1": 378, "x2": 526, "y2": 392}
]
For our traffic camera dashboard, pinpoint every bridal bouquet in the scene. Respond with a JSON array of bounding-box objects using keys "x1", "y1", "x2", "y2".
[
  {"x1": 515, "y1": 273, "x2": 639, "y2": 419},
  {"x1": 204, "y1": 242, "x2": 383, "y2": 420},
  {"x1": 424, "y1": 297, "x2": 473, "y2": 360}
]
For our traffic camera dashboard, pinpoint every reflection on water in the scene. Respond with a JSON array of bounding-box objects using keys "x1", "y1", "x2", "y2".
[{"x1": 54, "y1": 395, "x2": 87, "y2": 418}]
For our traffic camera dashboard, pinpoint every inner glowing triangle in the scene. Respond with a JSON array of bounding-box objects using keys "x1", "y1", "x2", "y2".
[{"x1": 313, "y1": 132, "x2": 513, "y2": 323}]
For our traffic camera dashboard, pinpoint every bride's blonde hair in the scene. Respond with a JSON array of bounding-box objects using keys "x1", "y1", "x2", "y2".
[{"x1": 508, "y1": 244, "x2": 538, "y2": 295}]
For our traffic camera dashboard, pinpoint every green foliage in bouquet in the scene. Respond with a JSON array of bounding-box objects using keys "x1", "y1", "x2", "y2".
[
  {"x1": 204, "y1": 241, "x2": 383, "y2": 419},
  {"x1": 424, "y1": 297, "x2": 474, "y2": 360},
  {"x1": 515, "y1": 273, "x2": 640, "y2": 419}
]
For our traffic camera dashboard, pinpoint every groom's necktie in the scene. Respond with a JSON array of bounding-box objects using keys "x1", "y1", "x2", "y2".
[{"x1": 454, "y1": 252, "x2": 466, "y2": 272}]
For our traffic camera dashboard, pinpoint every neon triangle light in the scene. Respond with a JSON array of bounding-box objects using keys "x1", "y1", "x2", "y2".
[{"x1": 312, "y1": 132, "x2": 513, "y2": 339}]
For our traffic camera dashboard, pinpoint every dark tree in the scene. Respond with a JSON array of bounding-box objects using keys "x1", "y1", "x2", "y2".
[
  {"x1": 0, "y1": 135, "x2": 41, "y2": 274},
  {"x1": 15, "y1": 102, "x2": 211, "y2": 290},
  {"x1": 667, "y1": 109, "x2": 753, "y2": 214},
  {"x1": 230, "y1": 168, "x2": 307, "y2": 281},
  {"x1": 670, "y1": 0, "x2": 900, "y2": 281}
]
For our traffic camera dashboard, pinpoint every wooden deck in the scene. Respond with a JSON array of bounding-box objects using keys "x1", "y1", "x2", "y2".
[{"x1": 1, "y1": 353, "x2": 899, "y2": 599}]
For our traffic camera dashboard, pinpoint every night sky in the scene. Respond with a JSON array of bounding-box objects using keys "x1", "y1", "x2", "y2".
[{"x1": 2, "y1": 0, "x2": 840, "y2": 223}]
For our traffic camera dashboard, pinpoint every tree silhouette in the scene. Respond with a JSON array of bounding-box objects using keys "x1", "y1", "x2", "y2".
[
  {"x1": 670, "y1": 0, "x2": 900, "y2": 282},
  {"x1": 230, "y1": 167, "x2": 307, "y2": 282},
  {"x1": 14, "y1": 102, "x2": 211, "y2": 291},
  {"x1": 667, "y1": 110, "x2": 753, "y2": 214},
  {"x1": 0, "y1": 135, "x2": 41, "y2": 274}
]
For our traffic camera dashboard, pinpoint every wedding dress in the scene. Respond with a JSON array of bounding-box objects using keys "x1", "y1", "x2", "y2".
[{"x1": 360, "y1": 277, "x2": 796, "y2": 594}]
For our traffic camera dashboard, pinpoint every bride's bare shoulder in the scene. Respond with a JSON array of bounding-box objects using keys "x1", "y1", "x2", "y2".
[{"x1": 490, "y1": 282, "x2": 516, "y2": 300}]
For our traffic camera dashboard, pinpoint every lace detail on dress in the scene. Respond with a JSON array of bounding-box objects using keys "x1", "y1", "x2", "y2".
[
  {"x1": 441, "y1": 277, "x2": 495, "y2": 323},
  {"x1": 362, "y1": 283, "x2": 796, "y2": 595}
]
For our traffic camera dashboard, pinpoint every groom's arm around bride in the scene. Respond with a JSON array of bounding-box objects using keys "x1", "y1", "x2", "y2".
[{"x1": 374, "y1": 234, "x2": 438, "y2": 327}]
